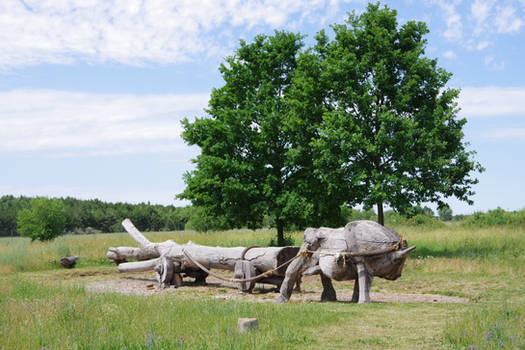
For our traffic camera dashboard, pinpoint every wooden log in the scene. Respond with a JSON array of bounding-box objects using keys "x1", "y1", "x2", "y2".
[
  {"x1": 116, "y1": 219, "x2": 299, "y2": 277},
  {"x1": 107, "y1": 246, "x2": 157, "y2": 262},
  {"x1": 60, "y1": 256, "x2": 79, "y2": 268},
  {"x1": 112, "y1": 219, "x2": 300, "y2": 288},
  {"x1": 118, "y1": 258, "x2": 159, "y2": 273}
]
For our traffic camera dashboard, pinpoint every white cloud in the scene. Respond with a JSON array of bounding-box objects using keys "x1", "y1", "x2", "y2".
[
  {"x1": 458, "y1": 86, "x2": 525, "y2": 117},
  {"x1": 431, "y1": 1, "x2": 463, "y2": 41},
  {"x1": 0, "y1": 0, "x2": 350, "y2": 69},
  {"x1": 475, "y1": 40, "x2": 491, "y2": 50},
  {"x1": 494, "y1": 5, "x2": 524, "y2": 33},
  {"x1": 0, "y1": 89, "x2": 209, "y2": 156},
  {"x1": 443, "y1": 50, "x2": 457, "y2": 59},
  {"x1": 471, "y1": 0, "x2": 494, "y2": 35}
]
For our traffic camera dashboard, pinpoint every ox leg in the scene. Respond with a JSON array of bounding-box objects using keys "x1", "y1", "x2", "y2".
[
  {"x1": 351, "y1": 279, "x2": 359, "y2": 302},
  {"x1": 320, "y1": 274, "x2": 337, "y2": 302},
  {"x1": 356, "y1": 262, "x2": 372, "y2": 304},
  {"x1": 276, "y1": 256, "x2": 307, "y2": 304}
]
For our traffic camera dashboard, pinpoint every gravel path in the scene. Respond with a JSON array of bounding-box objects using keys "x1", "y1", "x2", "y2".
[{"x1": 85, "y1": 274, "x2": 469, "y2": 304}]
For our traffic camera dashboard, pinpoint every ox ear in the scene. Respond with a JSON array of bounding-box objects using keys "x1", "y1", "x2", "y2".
[{"x1": 393, "y1": 246, "x2": 416, "y2": 261}]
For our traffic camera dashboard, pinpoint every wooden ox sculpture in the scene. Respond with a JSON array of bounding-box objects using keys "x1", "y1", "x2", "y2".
[{"x1": 277, "y1": 220, "x2": 415, "y2": 304}]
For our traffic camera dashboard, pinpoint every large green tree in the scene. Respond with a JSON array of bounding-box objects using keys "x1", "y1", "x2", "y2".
[
  {"x1": 179, "y1": 31, "x2": 342, "y2": 244},
  {"x1": 311, "y1": 3, "x2": 483, "y2": 225}
]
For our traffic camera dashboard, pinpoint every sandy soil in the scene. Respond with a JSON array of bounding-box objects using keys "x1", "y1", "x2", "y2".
[{"x1": 85, "y1": 273, "x2": 469, "y2": 304}]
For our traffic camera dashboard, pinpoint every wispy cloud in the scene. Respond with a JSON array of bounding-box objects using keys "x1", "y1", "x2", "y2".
[
  {"x1": 443, "y1": 50, "x2": 457, "y2": 59},
  {"x1": 431, "y1": 0, "x2": 523, "y2": 58},
  {"x1": 458, "y1": 86, "x2": 525, "y2": 117},
  {"x1": 0, "y1": 89, "x2": 209, "y2": 156},
  {"x1": 0, "y1": 0, "x2": 350, "y2": 69},
  {"x1": 494, "y1": 4, "x2": 524, "y2": 33},
  {"x1": 484, "y1": 55, "x2": 505, "y2": 71},
  {"x1": 471, "y1": 0, "x2": 494, "y2": 35},
  {"x1": 434, "y1": 1, "x2": 464, "y2": 41}
]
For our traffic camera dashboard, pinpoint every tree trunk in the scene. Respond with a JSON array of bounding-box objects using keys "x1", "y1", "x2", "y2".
[
  {"x1": 377, "y1": 201, "x2": 384, "y2": 226},
  {"x1": 276, "y1": 217, "x2": 284, "y2": 246},
  {"x1": 60, "y1": 256, "x2": 79, "y2": 268}
]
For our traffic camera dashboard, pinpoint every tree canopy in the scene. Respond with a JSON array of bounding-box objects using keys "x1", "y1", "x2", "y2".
[
  {"x1": 311, "y1": 3, "x2": 483, "y2": 224},
  {"x1": 179, "y1": 3, "x2": 483, "y2": 237},
  {"x1": 179, "y1": 31, "x2": 345, "y2": 244}
]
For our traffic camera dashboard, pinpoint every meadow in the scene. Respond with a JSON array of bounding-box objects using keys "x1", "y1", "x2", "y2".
[{"x1": 1, "y1": 224, "x2": 524, "y2": 349}]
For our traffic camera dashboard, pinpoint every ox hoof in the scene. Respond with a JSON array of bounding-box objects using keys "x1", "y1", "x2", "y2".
[{"x1": 275, "y1": 296, "x2": 288, "y2": 304}]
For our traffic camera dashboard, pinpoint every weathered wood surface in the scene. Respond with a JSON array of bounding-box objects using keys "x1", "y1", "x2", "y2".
[
  {"x1": 277, "y1": 220, "x2": 415, "y2": 304},
  {"x1": 109, "y1": 219, "x2": 299, "y2": 289},
  {"x1": 60, "y1": 256, "x2": 79, "y2": 268}
]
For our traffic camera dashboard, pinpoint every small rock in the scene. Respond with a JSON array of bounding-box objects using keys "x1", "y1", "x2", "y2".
[{"x1": 238, "y1": 318, "x2": 258, "y2": 333}]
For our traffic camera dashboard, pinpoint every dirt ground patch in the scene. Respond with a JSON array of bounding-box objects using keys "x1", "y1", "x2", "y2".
[{"x1": 85, "y1": 273, "x2": 469, "y2": 304}]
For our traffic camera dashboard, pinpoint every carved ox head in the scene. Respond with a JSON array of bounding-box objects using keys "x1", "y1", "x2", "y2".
[{"x1": 365, "y1": 245, "x2": 416, "y2": 280}]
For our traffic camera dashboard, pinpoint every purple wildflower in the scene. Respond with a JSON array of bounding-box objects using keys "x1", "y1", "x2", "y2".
[
  {"x1": 146, "y1": 331, "x2": 154, "y2": 347},
  {"x1": 498, "y1": 340, "x2": 505, "y2": 348}
]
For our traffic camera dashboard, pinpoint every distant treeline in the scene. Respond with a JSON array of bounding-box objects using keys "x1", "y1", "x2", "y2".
[
  {"x1": 0, "y1": 195, "x2": 193, "y2": 236},
  {"x1": 1, "y1": 195, "x2": 524, "y2": 236},
  {"x1": 343, "y1": 206, "x2": 525, "y2": 229}
]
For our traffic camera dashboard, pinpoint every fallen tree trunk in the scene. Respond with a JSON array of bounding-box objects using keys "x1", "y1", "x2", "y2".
[
  {"x1": 110, "y1": 219, "x2": 299, "y2": 290},
  {"x1": 60, "y1": 256, "x2": 79, "y2": 268}
]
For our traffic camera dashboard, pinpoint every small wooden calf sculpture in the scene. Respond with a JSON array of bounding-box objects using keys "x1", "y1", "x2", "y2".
[{"x1": 277, "y1": 220, "x2": 415, "y2": 304}]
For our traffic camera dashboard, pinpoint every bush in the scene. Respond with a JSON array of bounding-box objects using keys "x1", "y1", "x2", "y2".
[
  {"x1": 438, "y1": 205, "x2": 453, "y2": 221},
  {"x1": 384, "y1": 210, "x2": 445, "y2": 228},
  {"x1": 185, "y1": 207, "x2": 230, "y2": 232},
  {"x1": 17, "y1": 198, "x2": 66, "y2": 241},
  {"x1": 461, "y1": 207, "x2": 525, "y2": 227}
]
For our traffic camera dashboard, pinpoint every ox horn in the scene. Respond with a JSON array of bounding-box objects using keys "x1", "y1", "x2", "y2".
[{"x1": 393, "y1": 245, "x2": 416, "y2": 260}]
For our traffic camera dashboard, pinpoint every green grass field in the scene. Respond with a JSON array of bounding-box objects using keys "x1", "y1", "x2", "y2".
[{"x1": 1, "y1": 225, "x2": 524, "y2": 349}]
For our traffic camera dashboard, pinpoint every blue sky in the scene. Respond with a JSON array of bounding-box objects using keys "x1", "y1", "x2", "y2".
[{"x1": 1, "y1": 0, "x2": 524, "y2": 215}]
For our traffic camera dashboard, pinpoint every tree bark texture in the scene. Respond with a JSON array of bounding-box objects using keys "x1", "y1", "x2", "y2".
[
  {"x1": 377, "y1": 201, "x2": 384, "y2": 226},
  {"x1": 276, "y1": 218, "x2": 284, "y2": 246}
]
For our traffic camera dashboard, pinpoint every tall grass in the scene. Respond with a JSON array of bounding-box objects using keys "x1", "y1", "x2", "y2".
[
  {"x1": 394, "y1": 225, "x2": 524, "y2": 263},
  {"x1": 0, "y1": 229, "x2": 304, "y2": 273},
  {"x1": 444, "y1": 305, "x2": 525, "y2": 349}
]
